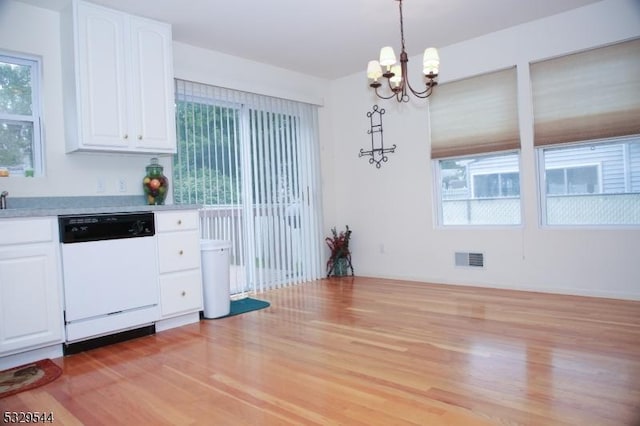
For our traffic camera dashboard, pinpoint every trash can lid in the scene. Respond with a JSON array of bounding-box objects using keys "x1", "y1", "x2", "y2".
[{"x1": 200, "y1": 239, "x2": 232, "y2": 250}]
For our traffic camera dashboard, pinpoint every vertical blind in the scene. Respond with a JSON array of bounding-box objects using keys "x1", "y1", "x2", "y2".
[
  {"x1": 174, "y1": 79, "x2": 324, "y2": 293},
  {"x1": 531, "y1": 38, "x2": 640, "y2": 146},
  {"x1": 429, "y1": 67, "x2": 519, "y2": 158}
]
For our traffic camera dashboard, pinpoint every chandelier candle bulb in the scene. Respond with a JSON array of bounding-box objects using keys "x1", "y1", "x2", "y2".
[
  {"x1": 379, "y1": 46, "x2": 397, "y2": 68},
  {"x1": 390, "y1": 65, "x2": 402, "y2": 87},
  {"x1": 367, "y1": 60, "x2": 383, "y2": 81},
  {"x1": 423, "y1": 47, "x2": 440, "y2": 76}
]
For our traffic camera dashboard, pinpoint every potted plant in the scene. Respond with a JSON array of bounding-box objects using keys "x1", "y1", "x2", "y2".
[{"x1": 326, "y1": 225, "x2": 354, "y2": 277}]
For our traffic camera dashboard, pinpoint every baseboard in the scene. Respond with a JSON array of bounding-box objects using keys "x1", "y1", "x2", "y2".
[
  {"x1": 155, "y1": 311, "x2": 201, "y2": 332},
  {"x1": 0, "y1": 344, "x2": 63, "y2": 371}
]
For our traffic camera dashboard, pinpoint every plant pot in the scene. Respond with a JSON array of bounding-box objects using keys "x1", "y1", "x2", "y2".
[{"x1": 333, "y1": 257, "x2": 349, "y2": 277}]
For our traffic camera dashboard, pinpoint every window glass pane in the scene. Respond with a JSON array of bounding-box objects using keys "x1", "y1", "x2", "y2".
[
  {"x1": 0, "y1": 60, "x2": 33, "y2": 115},
  {"x1": 541, "y1": 138, "x2": 640, "y2": 225},
  {"x1": 0, "y1": 121, "x2": 33, "y2": 172},
  {"x1": 501, "y1": 172, "x2": 520, "y2": 197},
  {"x1": 438, "y1": 152, "x2": 521, "y2": 225},
  {"x1": 173, "y1": 99, "x2": 240, "y2": 205},
  {"x1": 566, "y1": 166, "x2": 598, "y2": 194},
  {"x1": 546, "y1": 169, "x2": 565, "y2": 194},
  {"x1": 473, "y1": 174, "x2": 499, "y2": 198}
]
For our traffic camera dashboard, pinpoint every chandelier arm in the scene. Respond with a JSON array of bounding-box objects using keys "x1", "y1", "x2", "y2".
[
  {"x1": 405, "y1": 77, "x2": 435, "y2": 99},
  {"x1": 374, "y1": 85, "x2": 401, "y2": 100},
  {"x1": 400, "y1": 55, "x2": 434, "y2": 99}
]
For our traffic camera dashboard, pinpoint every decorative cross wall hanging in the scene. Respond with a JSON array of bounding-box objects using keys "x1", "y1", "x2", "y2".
[{"x1": 359, "y1": 105, "x2": 396, "y2": 168}]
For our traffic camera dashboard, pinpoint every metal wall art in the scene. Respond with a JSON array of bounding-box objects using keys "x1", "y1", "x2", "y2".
[{"x1": 359, "y1": 105, "x2": 396, "y2": 169}]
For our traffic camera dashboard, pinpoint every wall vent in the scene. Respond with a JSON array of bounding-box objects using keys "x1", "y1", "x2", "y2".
[{"x1": 455, "y1": 252, "x2": 485, "y2": 268}]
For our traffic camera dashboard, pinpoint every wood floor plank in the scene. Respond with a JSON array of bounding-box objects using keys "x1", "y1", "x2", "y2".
[{"x1": 2, "y1": 277, "x2": 640, "y2": 425}]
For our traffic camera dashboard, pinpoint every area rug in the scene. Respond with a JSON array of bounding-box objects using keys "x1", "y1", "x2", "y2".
[
  {"x1": 207, "y1": 297, "x2": 270, "y2": 319},
  {"x1": 0, "y1": 359, "x2": 62, "y2": 399}
]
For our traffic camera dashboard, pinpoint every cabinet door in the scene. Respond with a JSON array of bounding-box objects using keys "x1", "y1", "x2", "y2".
[
  {"x1": 0, "y1": 245, "x2": 64, "y2": 355},
  {"x1": 76, "y1": 2, "x2": 129, "y2": 149},
  {"x1": 157, "y1": 231, "x2": 201, "y2": 274},
  {"x1": 129, "y1": 16, "x2": 176, "y2": 153},
  {"x1": 159, "y1": 269, "x2": 203, "y2": 317}
]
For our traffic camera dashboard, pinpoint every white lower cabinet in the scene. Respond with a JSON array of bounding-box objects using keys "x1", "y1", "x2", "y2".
[
  {"x1": 155, "y1": 211, "x2": 203, "y2": 323},
  {"x1": 0, "y1": 218, "x2": 64, "y2": 360},
  {"x1": 158, "y1": 269, "x2": 203, "y2": 317}
]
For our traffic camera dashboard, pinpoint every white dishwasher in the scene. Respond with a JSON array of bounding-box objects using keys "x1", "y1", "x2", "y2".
[{"x1": 59, "y1": 212, "x2": 159, "y2": 351}]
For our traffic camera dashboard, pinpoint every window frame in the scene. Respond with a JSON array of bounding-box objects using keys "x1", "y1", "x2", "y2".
[{"x1": 0, "y1": 51, "x2": 44, "y2": 177}]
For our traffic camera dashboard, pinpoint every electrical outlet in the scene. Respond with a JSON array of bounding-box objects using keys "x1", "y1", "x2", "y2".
[
  {"x1": 97, "y1": 178, "x2": 106, "y2": 193},
  {"x1": 118, "y1": 178, "x2": 127, "y2": 193}
]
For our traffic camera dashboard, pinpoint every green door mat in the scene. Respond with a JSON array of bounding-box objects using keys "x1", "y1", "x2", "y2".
[{"x1": 213, "y1": 297, "x2": 270, "y2": 319}]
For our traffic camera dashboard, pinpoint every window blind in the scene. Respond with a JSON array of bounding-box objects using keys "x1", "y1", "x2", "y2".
[
  {"x1": 174, "y1": 79, "x2": 323, "y2": 294},
  {"x1": 429, "y1": 67, "x2": 519, "y2": 159},
  {"x1": 531, "y1": 38, "x2": 640, "y2": 146}
]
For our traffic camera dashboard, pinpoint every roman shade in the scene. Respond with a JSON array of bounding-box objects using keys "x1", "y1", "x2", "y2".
[
  {"x1": 429, "y1": 67, "x2": 519, "y2": 159},
  {"x1": 531, "y1": 38, "x2": 640, "y2": 146}
]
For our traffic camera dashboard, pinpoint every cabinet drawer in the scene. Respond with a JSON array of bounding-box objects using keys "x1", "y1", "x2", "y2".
[
  {"x1": 159, "y1": 269, "x2": 203, "y2": 317},
  {"x1": 157, "y1": 231, "x2": 200, "y2": 273},
  {"x1": 0, "y1": 218, "x2": 54, "y2": 246},
  {"x1": 155, "y1": 210, "x2": 199, "y2": 232}
]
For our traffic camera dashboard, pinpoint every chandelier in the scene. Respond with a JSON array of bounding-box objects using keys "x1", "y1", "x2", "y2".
[{"x1": 366, "y1": 0, "x2": 440, "y2": 103}]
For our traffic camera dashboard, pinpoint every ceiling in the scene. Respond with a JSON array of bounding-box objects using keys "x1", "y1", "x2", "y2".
[{"x1": 17, "y1": 0, "x2": 602, "y2": 79}]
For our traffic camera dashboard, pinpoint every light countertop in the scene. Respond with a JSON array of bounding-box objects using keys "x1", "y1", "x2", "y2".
[{"x1": 0, "y1": 196, "x2": 201, "y2": 218}]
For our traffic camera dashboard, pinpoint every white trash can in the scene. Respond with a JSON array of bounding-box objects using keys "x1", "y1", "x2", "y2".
[{"x1": 200, "y1": 239, "x2": 232, "y2": 319}]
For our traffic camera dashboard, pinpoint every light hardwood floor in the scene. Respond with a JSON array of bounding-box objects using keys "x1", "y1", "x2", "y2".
[{"x1": 2, "y1": 277, "x2": 640, "y2": 425}]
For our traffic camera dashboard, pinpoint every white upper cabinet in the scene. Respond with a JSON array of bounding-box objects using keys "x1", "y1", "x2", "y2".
[{"x1": 61, "y1": 0, "x2": 176, "y2": 154}]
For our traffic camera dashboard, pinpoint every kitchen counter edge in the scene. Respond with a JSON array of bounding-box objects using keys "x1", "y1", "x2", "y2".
[{"x1": 0, "y1": 204, "x2": 203, "y2": 219}]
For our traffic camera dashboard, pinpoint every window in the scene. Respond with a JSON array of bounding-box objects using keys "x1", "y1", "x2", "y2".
[
  {"x1": 531, "y1": 38, "x2": 640, "y2": 226},
  {"x1": 437, "y1": 152, "x2": 521, "y2": 225},
  {"x1": 430, "y1": 67, "x2": 521, "y2": 226},
  {"x1": 0, "y1": 53, "x2": 42, "y2": 176},
  {"x1": 539, "y1": 138, "x2": 640, "y2": 225}
]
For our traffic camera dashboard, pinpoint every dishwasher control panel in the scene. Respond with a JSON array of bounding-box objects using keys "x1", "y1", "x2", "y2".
[{"x1": 59, "y1": 212, "x2": 155, "y2": 243}]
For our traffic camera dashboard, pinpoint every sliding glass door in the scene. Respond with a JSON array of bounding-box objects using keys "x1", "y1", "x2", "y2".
[{"x1": 174, "y1": 79, "x2": 323, "y2": 294}]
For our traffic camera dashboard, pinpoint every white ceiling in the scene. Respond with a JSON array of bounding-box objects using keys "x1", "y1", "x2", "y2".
[{"x1": 17, "y1": 0, "x2": 602, "y2": 79}]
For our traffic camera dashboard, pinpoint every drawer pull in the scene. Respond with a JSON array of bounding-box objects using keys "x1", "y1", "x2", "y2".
[
  {"x1": 177, "y1": 219, "x2": 182, "y2": 225},
  {"x1": 138, "y1": 135, "x2": 143, "y2": 140},
  {"x1": 179, "y1": 250, "x2": 184, "y2": 255},
  {"x1": 181, "y1": 291, "x2": 186, "y2": 297}
]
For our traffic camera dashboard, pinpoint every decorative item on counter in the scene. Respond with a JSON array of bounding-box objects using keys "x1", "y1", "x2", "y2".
[
  {"x1": 0, "y1": 168, "x2": 8, "y2": 177},
  {"x1": 142, "y1": 157, "x2": 168, "y2": 205}
]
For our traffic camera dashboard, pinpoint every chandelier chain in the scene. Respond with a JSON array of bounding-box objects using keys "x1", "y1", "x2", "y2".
[{"x1": 398, "y1": 0, "x2": 406, "y2": 52}]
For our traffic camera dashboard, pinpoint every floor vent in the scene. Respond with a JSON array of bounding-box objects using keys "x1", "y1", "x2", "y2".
[{"x1": 455, "y1": 252, "x2": 485, "y2": 268}]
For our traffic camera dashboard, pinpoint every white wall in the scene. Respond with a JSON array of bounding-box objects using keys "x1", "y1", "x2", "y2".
[{"x1": 323, "y1": 0, "x2": 640, "y2": 299}]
